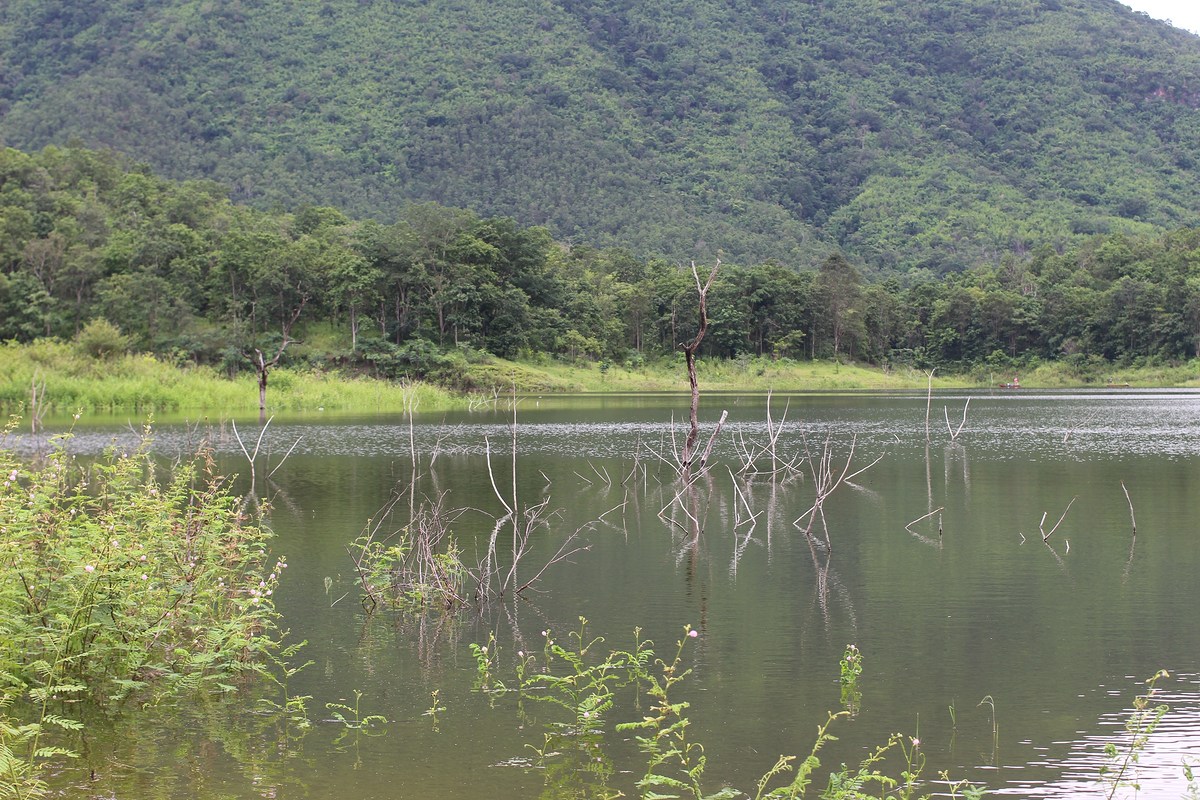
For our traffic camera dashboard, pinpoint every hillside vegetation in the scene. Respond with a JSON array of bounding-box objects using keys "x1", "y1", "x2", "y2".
[
  {"x1": 3, "y1": 145, "x2": 1200, "y2": 395},
  {"x1": 2, "y1": 0, "x2": 1200, "y2": 271}
]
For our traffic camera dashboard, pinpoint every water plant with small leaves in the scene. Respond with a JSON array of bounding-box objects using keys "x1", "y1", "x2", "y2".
[
  {"x1": 839, "y1": 644, "x2": 863, "y2": 716},
  {"x1": 1101, "y1": 669, "x2": 1171, "y2": 800},
  {"x1": 479, "y1": 622, "x2": 977, "y2": 800}
]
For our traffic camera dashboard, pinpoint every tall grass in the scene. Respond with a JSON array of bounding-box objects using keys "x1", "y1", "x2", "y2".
[{"x1": 0, "y1": 340, "x2": 461, "y2": 414}]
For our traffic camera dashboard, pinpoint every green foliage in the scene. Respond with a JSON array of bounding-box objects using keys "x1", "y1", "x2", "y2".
[
  {"x1": 347, "y1": 494, "x2": 468, "y2": 612},
  {"x1": 481, "y1": 623, "x2": 976, "y2": 800},
  {"x1": 3, "y1": 1, "x2": 1200, "y2": 270},
  {"x1": 5, "y1": 143, "x2": 1200, "y2": 393},
  {"x1": 73, "y1": 318, "x2": 129, "y2": 360},
  {"x1": 1101, "y1": 670, "x2": 1172, "y2": 800},
  {"x1": 325, "y1": 689, "x2": 387, "y2": 731},
  {"x1": 0, "y1": 420, "x2": 287, "y2": 795},
  {"x1": 838, "y1": 644, "x2": 862, "y2": 716}
]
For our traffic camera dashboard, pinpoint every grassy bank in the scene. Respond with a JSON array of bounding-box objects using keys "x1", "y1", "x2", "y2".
[
  {"x1": 4, "y1": 340, "x2": 1200, "y2": 416},
  {"x1": 0, "y1": 339, "x2": 460, "y2": 415},
  {"x1": 526, "y1": 355, "x2": 966, "y2": 392}
]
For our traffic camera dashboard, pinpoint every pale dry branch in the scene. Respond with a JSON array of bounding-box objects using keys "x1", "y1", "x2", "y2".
[
  {"x1": 1041, "y1": 496, "x2": 1077, "y2": 541},
  {"x1": 483, "y1": 435, "x2": 515, "y2": 517},
  {"x1": 905, "y1": 506, "x2": 944, "y2": 533},
  {"x1": 944, "y1": 396, "x2": 970, "y2": 442},
  {"x1": 1120, "y1": 480, "x2": 1137, "y2": 533},
  {"x1": 793, "y1": 431, "x2": 884, "y2": 551}
]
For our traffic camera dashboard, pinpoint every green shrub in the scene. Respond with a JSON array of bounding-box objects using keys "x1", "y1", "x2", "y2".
[
  {"x1": 0, "y1": 423, "x2": 287, "y2": 796},
  {"x1": 74, "y1": 319, "x2": 131, "y2": 360}
]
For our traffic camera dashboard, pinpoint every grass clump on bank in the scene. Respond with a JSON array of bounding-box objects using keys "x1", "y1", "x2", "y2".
[{"x1": 0, "y1": 422, "x2": 288, "y2": 797}]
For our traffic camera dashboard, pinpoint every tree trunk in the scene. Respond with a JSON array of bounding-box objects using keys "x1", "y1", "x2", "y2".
[
  {"x1": 680, "y1": 262, "x2": 720, "y2": 469},
  {"x1": 255, "y1": 349, "x2": 269, "y2": 424}
]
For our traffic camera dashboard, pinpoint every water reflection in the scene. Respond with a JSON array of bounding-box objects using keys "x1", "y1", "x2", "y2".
[{"x1": 997, "y1": 674, "x2": 1200, "y2": 798}]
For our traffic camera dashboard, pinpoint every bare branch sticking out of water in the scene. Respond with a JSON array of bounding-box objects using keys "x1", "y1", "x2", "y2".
[
  {"x1": 587, "y1": 461, "x2": 613, "y2": 487},
  {"x1": 794, "y1": 433, "x2": 885, "y2": 551},
  {"x1": 1120, "y1": 481, "x2": 1137, "y2": 534},
  {"x1": 1041, "y1": 496, "x2": 1077, "y2": 542},
  {"x1": 1062, "y1": 410, "x2": 1100, "y2": 443},
  {"x1": 727, "y1": 467, "x2": 762, "y2": 532},
  {"x1": 658, "y1": 468, "x2": 708, "y2": 535},
  {"x1": 483, "y1": 436, "x2": 515, "y2": 517},
  {"x1": 905, "y1": 507, "x2": 944, "y2": 534},
  {"x1": 944, "y1": 397, "x2": 970, "y2": 443},
  {"x1": 695, "y1": 409, "x2": 728, "y2": 471},
  {"x1": 731, "y1": 391, "x2": 803, "y2": 477}
]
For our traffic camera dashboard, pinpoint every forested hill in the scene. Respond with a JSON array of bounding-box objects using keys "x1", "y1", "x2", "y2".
[{"x1": 2, "y1": 0, "x2": 1199, "y2": 273}]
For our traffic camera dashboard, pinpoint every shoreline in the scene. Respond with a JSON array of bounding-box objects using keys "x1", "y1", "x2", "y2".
[{"x1": 3, "y1": 341, "x2": 1198, "y2": 416}]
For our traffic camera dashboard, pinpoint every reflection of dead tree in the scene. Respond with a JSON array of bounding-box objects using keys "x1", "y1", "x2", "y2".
[
  {"x1": 30, "y1": 375, "x2": 48, "y2": 435},
  {"x1": 905, "y1": 507, "x2": 943, "y2": 545},
  {"x1": 805, "y1": 537, "x2": 857, "y2": 632},
  {"x1": 1042, "y1": 537, "x2": 1072, "y2": 578},
  {"x1": 658, "y1": 468, "x2": 712, "y2": 537},
  {"x1": 680, "y1": 261, "x2": 720, "y2": 471},
  {"x1": 793, "y1": 433, "x2": 884, "y2": 550},
  {"x1": 944, "y1": 442, "x2": 971, "y2": 491},
  {"x1": 728, "y1": 471, "x2": 793, "y2": 580}
]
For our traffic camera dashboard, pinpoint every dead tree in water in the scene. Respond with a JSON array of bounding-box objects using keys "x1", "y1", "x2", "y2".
[
  {"x1": 247, "y1": 301, "x2": 306, "y2": 423},
  {"x1": 680, "y1": 261, "x2": 720, "y2": 471}
]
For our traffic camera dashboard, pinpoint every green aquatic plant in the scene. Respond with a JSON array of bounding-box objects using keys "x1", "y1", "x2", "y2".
[
  {"x1": 0, "y1": 420, "x2": 288, "y2": 796},
  {"x1": 839, "y1": 644, "x2": 863, "y2": 716},
  {"x1": 524, "y1": 618, "x2": 651, "y2": 737},
  {"x1": 256, "y1": 637, "x2": 315, "y2": 733},
  {"x1": 469, "y1": 632, "x2": 502, "y2": 692},
  {"x1": 325, "y1": 689, "x2": 388, "y2": 731},
  {"x1": 481, "y1": 623, "x2": 976, "y2": 800},
  {"x1": 1102, "y1": 669, "x2": 1171, "y2": 800},
  {"x1": 424, "y1": 690, "x2": 445, "y2": 722},
  {"x1": 348, "y1": 492, "x2": 470, "y2": 612}
]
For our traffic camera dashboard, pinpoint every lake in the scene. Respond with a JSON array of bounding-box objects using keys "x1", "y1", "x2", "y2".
[{"x1": 29, "y1": 390, "x2": 1200, "y2": 798}]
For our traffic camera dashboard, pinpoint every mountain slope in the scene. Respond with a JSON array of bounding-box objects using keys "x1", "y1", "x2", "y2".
[{"x1": 2, "y1": 0, "x2": 1199, "y2": 271}]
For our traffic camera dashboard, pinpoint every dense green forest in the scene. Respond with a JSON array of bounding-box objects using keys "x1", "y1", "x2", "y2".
[
  {"x1": 2, "y1": 0, "x2": 1199, "y2": 270},
  {"x1": 3, "y1": 145, "x2": 1200, "y2": 384}
]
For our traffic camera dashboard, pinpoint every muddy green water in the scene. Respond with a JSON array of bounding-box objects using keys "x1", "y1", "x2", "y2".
[{"x1": 32, "y1": 390, "x2": 1200, "y2": 798}]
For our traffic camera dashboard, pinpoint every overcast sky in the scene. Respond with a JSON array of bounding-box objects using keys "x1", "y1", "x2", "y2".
[{"x1": 1123, "y1": 0, "x2": 1200, "y2": 34}]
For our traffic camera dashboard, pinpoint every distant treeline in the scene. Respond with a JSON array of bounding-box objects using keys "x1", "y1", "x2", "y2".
[{"x1": 3, "y1": 145, "x2": 1200, "y2": 381}]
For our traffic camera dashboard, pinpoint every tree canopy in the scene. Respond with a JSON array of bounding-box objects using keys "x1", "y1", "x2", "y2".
[
  {"x1": 2, "y1": 0, "x2": 1199, "y2": 271},
  {"x1": 4, "y1": 145, "x2": 1200, "y2": 384}
]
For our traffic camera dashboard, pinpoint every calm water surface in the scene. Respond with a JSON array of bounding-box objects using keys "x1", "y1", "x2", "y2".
[{"x1": 29, "y1": 390, "x2": 1200, "y2": 798}]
